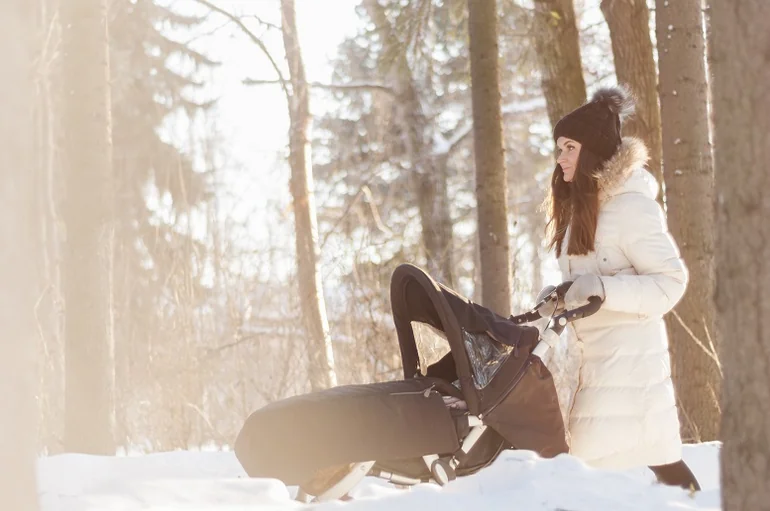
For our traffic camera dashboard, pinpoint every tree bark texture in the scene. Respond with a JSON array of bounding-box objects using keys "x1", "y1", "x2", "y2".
[
  {"x1": 655, "y1": 0, "x2": 720, "y2": 443},
  {"x1": 710, "y1": 0, "x2": 770, "y2": 509},
  {"x1": 531, "y1": 0, "x2": 587, "y2": 128},
  {"x1": 417, "y1": 156, "x2": 455, "y2": 288},
  {"x1": 281, "y1": 0, "x2": 338, "y2": 391},
  {"x1": 601, "y1": 0, "x2": 664, "y2": 188},
  {"x1": 468, "y1": 0, "x2": 512, "y2": 317}
]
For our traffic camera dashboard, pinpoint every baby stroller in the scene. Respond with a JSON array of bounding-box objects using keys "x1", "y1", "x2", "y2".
[{"x1": 233, "y1": 263, "x2": 601, "y2": 502}]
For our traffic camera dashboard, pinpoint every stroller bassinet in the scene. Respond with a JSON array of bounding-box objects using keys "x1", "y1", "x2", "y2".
[{"x1": 234, "y1": 263, "x2": 601, "y2": 502}]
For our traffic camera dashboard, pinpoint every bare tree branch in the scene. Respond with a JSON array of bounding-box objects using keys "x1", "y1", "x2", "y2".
[
  {"x1": 247, "y1": 14, "x2": 281, "y2": 32},
  {"x1": 360, "y1": 185, "x2": 392, "y2": 236},
  {"x1": 191, "y1": 0, "x2": 291, "y2": 102},
  {"x1": 671, "y1": 310, "x2": 723, "y2": 377},
  {"x1": 433, "y1": 97, "x2": 547, "y2": 158},
  {"x1": 207, "y1": 334, "x2": 262, "y2": 355},
  {"x1": 181, "y1": 19, "x2": 231, "y2": 46},
  {"x1": 243, "y1": 77, "x2": 397, "y2": 96}
]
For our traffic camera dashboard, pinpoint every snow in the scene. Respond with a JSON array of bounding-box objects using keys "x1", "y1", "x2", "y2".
[{"x1": 39, "y1": 443, "x2": 722, "y2": 510}]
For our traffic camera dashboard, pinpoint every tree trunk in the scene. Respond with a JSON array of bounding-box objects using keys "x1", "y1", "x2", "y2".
[
  {"x1": 31, "y1": 0, "x2": 65, "y2": 455},
  {"x1": 393, "y1": 67, "x2": 454, "y2": 286},
  {"x1": 530, "y1": 0, "x2": 587, "y2": 128},
  {"x1": 710, "y1": 0, "x2": 770, "y2": 508},
  {"x1": 600, "y1": 0, "x2": 663, "y2": 188},
  {"x1": 0, "y1": 2, "x2": 42, "y2": 508},
  {"x1": 468, "y1": 0, "x2": 512, "y2": 317},
  {"x1": 655, "y1": 0, "x2": 720, "y2": 443},
  {"x1": 281, "y1": 0, "x2": 337, "y2": 391},
  {"x1": 60, "y1": 0, "x2": 116, "y2": 454},
  {"x1": 363, "y1": 0, "x2": 456, "y2": 287},
  {"x1": 531, "y1": 228, "x2": 544, "y2": 298},
  {"x1": 417, "y1": 151, "x2": 454, "y2": 288}
]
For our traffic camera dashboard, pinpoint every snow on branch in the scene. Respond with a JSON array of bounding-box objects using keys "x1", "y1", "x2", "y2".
[
  {"x1": 243, "y1": 78, "x2": 396, "y2": 96},
  {"x1": 501, "y1": 96, "x2": 547, "y2": 115},
  {"x1": 432, "y1": 96, "x2": 547, "y2": 157}
]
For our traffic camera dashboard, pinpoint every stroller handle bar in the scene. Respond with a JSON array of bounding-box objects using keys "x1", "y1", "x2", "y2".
[
  {"x1": 531, "y1": 295, "x2": 603, "y2": 360},
  {"x1": 511, "y1": 280, "x2": 604, "y2": 327},
  {"x1": 509, "y1": 280, "x2": 604, "y2": 359},
  {"x1": 550, "y1": 295, "x2": 603, "y2": 334},
  {"x1": 509, "y1": 280, "x2": 573, "y2": 325}
]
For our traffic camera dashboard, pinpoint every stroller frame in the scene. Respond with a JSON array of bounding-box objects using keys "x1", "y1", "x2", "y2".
[
  {"x1": 294, "y1": 264, "x2": 601, "y2": 503},
  {"x1": 295, "y1": 414, "x2": 489, "y2": 503}
]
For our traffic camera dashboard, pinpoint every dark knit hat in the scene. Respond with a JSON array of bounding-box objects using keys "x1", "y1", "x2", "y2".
[{"x1": 553, "y1": 85, "x2": 635, "y2": 160}]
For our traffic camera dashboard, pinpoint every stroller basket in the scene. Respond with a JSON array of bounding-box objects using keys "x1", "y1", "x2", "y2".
[{"x1": 234, "y1": 263, "x2": 601, "y2": 502}]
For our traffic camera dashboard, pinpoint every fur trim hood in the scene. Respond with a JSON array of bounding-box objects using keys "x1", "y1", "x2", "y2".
[{"x1": 595, "y1": 137, "x2": 658, "y2": 201}]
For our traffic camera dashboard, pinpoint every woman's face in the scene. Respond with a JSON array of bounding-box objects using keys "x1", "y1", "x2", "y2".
[{"x1": 556, "y1": 137, "x2": 582, "y2": 183}]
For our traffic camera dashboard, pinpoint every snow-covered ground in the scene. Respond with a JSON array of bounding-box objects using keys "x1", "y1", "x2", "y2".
[{"x1": 39, "y1": 442, "x2": 721, "y2": 510}]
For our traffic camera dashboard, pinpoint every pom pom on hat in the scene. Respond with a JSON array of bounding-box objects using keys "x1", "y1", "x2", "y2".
[{"x1": 553, "y1": 84, "x2": 636, "y2": 160}]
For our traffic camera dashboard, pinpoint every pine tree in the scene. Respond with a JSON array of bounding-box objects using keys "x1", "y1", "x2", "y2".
[{"x1": 108, "y1": 0, "x2": 218, "y2": 446}]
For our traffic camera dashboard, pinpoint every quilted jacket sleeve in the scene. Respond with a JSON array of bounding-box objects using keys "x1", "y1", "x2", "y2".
[{"x1": 599, "y1": 193, "x2": 688, "y2": 318}]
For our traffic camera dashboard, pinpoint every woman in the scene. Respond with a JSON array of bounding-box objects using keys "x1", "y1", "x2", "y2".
[{"x1": 538, "y1": 85, "x2": 700, "y2": 491}]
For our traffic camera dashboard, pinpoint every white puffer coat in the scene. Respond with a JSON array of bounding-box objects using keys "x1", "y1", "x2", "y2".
[{"x1": 557, "y1": 137, "x2": 687, "y2": 470}]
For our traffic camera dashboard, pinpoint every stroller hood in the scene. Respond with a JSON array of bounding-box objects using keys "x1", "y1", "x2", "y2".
[{"x1": 390, "y1": 263, "x2": 568, "y2": 458}]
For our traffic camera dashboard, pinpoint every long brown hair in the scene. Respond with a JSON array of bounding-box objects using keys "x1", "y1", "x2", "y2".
[{"x1": 544, "y1": 148, "x2": 605, "y2": 257}]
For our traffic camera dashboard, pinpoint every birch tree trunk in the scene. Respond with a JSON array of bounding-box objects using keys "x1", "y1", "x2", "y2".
[{"x1": 281, "y1": 0, "x2": 337, "y2": 390}]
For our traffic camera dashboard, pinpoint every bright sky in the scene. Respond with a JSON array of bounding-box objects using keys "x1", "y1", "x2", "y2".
[
  {"x1": 159, "y1": 0, "x2": 590, "y2": 287},
  {"x1": 163, "y1": 0, "x2": 361, "y2": 256},
  {"x1": 206, "y1": 0, "x2": 360, "y2": 163}
]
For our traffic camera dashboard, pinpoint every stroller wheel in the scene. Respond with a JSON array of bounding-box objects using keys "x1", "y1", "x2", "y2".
[
  {"x1": 430, "y1": 458, "x2": 456, "y2": 486},
  {"x1": 299, "y1": 461, "x2": 375, "y2": 502},
  {"x1": 294, "y1": 489, "x2": 312, "y2": 503}
]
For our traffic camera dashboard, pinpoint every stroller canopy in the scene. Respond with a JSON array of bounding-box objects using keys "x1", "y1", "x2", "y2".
[
  {"x1": 389, "y1": 263, "x2": 568, "y2": 457},
  {"x1": 389, "y1": 264, "x2": 540, "y2": 412}
]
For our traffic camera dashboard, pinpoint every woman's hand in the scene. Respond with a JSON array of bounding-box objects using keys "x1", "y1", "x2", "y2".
[
  {"x1": 564, "y1": 274, "x2": 605, "y2": 309},
  {"x1": 535, "y1": 285, "x2": 563, "y2": 317},
  {"x1": 536, "y1": 285, "x2": 557, "y2": 303}
]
